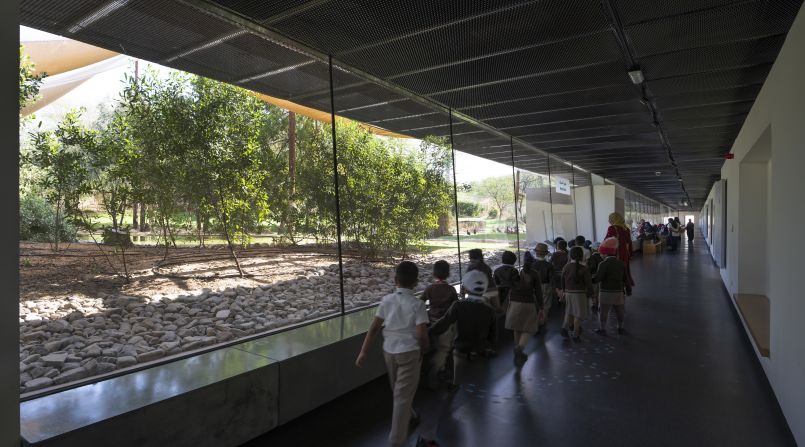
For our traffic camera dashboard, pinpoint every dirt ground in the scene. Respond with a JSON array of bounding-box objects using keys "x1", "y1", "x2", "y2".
[{"x1": 19, "y1": 241, "x2": 373, "y2": 302}]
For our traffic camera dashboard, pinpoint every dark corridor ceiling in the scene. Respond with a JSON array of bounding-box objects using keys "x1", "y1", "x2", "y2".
[{"x1": 20, "y1": 0, "x2": 804, "y2": 209}]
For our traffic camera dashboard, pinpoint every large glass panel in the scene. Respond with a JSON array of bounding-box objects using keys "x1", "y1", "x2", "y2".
[
  {"x1": 549, "y1": 156, "x2": 577, "y2": 242},
  {"x1": 330, "y1": 64, "x2": 458, "y2": 305},
  {"x1": 513, "y1": 142, "x2": 552, "y2": 259},
  {"x1": 19, "y1": 29, "x2": 344, "y2": 393},
  {"x1": 573, "y1": 166, "x2": 594, "y2": 244},
  {"x1": 451, "y1": 121, "x2": 517, "y2": 276}
]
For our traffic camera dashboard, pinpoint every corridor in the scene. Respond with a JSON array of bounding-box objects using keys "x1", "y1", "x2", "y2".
[{"x1": 244, "y1": 237, "x2": 796, "y2": 447}]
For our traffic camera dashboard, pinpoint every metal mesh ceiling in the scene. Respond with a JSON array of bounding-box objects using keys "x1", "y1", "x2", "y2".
[{"x1": 19, "y1": 0, "x2": 804, "y2": 209}]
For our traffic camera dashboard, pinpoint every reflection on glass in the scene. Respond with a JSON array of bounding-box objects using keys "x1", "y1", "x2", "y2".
[{"x1": 548, "y1": 156, "x2": 576, "y2": 242}]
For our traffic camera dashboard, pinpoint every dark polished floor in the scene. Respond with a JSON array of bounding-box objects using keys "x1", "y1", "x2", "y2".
[{"x1": 243, "y1": 236, "x2": 795, "y2": 447}]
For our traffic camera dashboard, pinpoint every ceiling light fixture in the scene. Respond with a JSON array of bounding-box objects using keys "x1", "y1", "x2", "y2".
[{"x1": 628, "y1": 68, "x2": 645, "y2": 85}]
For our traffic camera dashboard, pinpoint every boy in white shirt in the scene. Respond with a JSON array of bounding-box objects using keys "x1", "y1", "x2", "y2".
[{"x1": 356, "y1": 261, "x2": 430, "y2": 447}]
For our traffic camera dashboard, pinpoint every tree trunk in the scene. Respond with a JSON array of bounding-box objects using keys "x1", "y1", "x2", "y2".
[
  {"x1": 132, "y1": 202, "x2": 139, "y2": 229},
  {"x1": 196, "y1": 209, "x2": 205, "y2": 247},
  {"x1": 288, "y1": 111, "x2": 297, "y2": 195},
  {"x1": 54, "y1": 197, "x2": 62, "y2": 252},
  {"x1": 139, "y1": 203, "x2": 147, "y2": 231},
  {"x1": 220, "y1": 211, "x2": 244, "y2": 277}
]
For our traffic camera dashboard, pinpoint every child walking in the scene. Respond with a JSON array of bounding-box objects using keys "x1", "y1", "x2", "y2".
[
  {"x1": 493, "y1": 250, "x2": 519, "y2": 310},
  {"x1": 588, "y1": 242, "x2": 604, "y2": 314},
  {"x1": 559, "y1": 246, "x2": 593, "y2": 342},
  {"x1": 505, "y1": 252, "x2": 544, "y2": 367},
  {"x1": 465, "y1": 248, "x2": 499, "y2": 355},
  {"x1": 551, "y1": 239, "x2": 569, "y2": 296},
  {"x1": 593, "y1": 237, "x2": 632, "y2": 335},
  {"x1": 356, "y1": 261, "x2": 430, "y2": 447},
  {"x1": 421, "y1": 260, "x2": 458, "y2": 387},
  {"x1": 429, "y1": 270, "x2": 496, "y2": 391},
  {"x1": 532, "y1": 244, "x2": 556, "y2": 331}
]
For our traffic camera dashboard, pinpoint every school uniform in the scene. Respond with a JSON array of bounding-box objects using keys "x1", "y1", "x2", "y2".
[
  {"x1": 561, "y1": 262, "x2": 594, "y2": 319},
  {"x1": 593, "y1": 256, "x2": 632, "y2": 305},
  {"x1": 376, "y1": 287, "x2": 429, "y2": 446},
  {"x1": 532, "y1": 257, "x2": 555, "y2": 322},
  {"x1": 421, "y1": 281, "x2": 458, "y2": 381},
  {"x1": 505, "y1": 267, "x2": 543, "y2": 333}
]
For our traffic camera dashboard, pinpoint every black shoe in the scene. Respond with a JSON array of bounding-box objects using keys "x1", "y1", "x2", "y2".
[
  {"x1": 595, "y1": 329, "x2": 607, "y2": 336},
  {"x1": 572, "y1": 336, "x2": 581, "y2": 343},
  {"x1": 513, "y1": 347, "x2": 527, "y2": 367},
  {"x1": 447, "y1": 383, "x2": 460, "y2": 393},
  {"x1": 618, "y1": 327, "x2": 627, "y2": 335},
  {"x1": 482, "y1": 348, "x2": 497, "y2": 358},
  {"x1": 560, "y1": 327, "x2": 569, "y2": 338}
]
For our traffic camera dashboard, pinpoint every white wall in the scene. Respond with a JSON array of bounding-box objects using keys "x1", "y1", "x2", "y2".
[
  {"x1": 575, "y1": 186, "x2": 594, "y2": 241},
  {"x1": 704, "y1": 5, "x2": 805, "y2": 443},
  {"x1": 593, "y1": 185, "x2": 616, "y2": 242}
]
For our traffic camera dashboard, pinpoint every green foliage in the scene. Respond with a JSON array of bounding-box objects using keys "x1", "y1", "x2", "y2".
[
  {"x1": 487, "y1": 208, "x2": 498, "y2": 219},
  {"x1": 338, "y1": 125, "x2": 452, "y2": 255},
  {"x1": 19, "y1": 45, "x2": 45, "y2": 113},
  {"x1": 457, "y1": 201, "x2": 481, "y2": 217},
  {"x1": 23, "y1": 110, "x2": 93, "y2": 249},
  {"x1": 19, "y1": 194, "x2": 77, "y2": 243},
  {"x1": 477, "y1": 175, "x2": 514, "y2": 220},
  {"x1": 19, "y1": 65, "x2": 456, "y2": 258}
]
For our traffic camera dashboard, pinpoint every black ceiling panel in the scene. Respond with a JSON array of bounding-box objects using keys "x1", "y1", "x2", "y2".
[{"x1": 19, "y1": 0, "x2": 804, "y2": 209}]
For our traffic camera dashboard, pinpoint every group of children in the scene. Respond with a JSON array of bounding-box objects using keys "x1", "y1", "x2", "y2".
[{"x1": 356, "y1": 240, "x2": 632, "y2": 446}]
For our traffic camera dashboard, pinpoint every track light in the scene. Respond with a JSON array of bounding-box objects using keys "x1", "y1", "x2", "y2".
[{"x1": 628, "y1": 68, "x2": 645, "y2": 85}]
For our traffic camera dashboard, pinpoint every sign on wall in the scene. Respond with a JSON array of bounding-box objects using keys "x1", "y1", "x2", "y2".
[{"x1": 555, "y1": 176, "x2": 570, "y2": 195}]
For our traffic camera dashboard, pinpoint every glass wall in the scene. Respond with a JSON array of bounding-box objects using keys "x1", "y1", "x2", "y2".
[
  {"x1": 513, "y1": 141, "x2": 552, "y2": 259},
  {"x1": 452, "y1": 120, "x2": 517, "y2": 275},
  {"x1": 548, "y1": 157, "x2": 577, "y2": 242},
  {"x1": 18, "y1": 48, "x2": 676, "y2": 397},
  {"x1": 573, "y1": 166, "x2": 595, "y2": 244}
]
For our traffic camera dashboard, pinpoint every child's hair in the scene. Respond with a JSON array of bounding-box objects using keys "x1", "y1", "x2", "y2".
[
  {"x1": 557, "y1": 240, "x2": 568, "y2": 251},
  {"x1": 554, "y1": 236, "x2": 565, "y2": 246},
  {"x1": 432, "y1": 260, "x2": 450, "y2": 280},
  {"x1": 468, "y1": 248, "x2": 483, "y2": 261},
  {"x1": 569, "y1": 246, "x2": 584, "y2": 280},
  {"x1": 501, "y1": 250, "x2": 516, "y2": 265},
  {"x1": 395, "y1": 261, "x2": 419, "y2": 288},
  {"x1": 575, "y1": 235, "x2": 586, "y2": 247},
  {"x1": 585, "y1": 239, "x2": 592, "y2": 249}
]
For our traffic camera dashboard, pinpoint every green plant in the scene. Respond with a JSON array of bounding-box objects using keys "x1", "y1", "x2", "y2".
[
  {"x1": 19, "y1": 194, "x2": 77, "y2": 243},
  {"x1": 457, "y1": 201, "x2": 481, "y2": 217},
  {"x1": 487, "y1": 208, "x2": 498, "y2": 219}
]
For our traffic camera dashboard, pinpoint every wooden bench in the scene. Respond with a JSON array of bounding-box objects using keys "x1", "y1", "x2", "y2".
[{"x1": 734, "y1": 294, "x2": 771, "y2": 357}]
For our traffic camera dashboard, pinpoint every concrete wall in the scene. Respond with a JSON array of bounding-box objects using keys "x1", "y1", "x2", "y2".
[
  {"x1": 704, "y1": 5, "x2": 805, "y2": 443},
  {"x1": 3, "y1": 2, "x2": 20, "y2": 446}
]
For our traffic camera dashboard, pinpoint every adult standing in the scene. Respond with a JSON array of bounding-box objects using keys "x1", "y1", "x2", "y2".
[
  {"x1": 667, "y1": 218, "x2": 682, "y2": 251},
  {"x1": 685, "y1": 219, "x2": 695, "y2": 242},
  {"x1": 605, "y1": 212, "x2": 635, "y2": 287}
]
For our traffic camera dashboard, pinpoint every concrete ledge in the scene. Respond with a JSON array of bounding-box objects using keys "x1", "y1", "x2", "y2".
[
  {"x1": 734, "y1": 294, "x2": 771, "y2": 357},
  {"x1": 20, "y1": 306, "x2": 386, "y2": 446}
]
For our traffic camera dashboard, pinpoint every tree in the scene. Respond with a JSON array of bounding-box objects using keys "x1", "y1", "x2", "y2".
[
  {"x1": 186, "y1": 76, "x2": 278, "y2": 276},
  {"x1": 336, "y1": 122, "x2": 452, "y2": 256},
  {"x1": 25, "y1": 110, "x2": 92, "y2": 251},
  {"x1": 19, "y1": 45, "x2": 45, "y2": 113},
  {"x1": 457, "y1": 201, "x2": 481, "y2": 217},
  {"x1": 477, "y1": 176, "x2": 513, "y2": 221}
]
